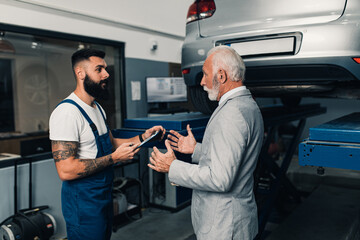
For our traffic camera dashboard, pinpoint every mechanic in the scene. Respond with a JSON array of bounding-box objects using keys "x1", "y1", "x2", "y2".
[{"x1": 49, "y1": 48, "x2": 165, "y2": 240}]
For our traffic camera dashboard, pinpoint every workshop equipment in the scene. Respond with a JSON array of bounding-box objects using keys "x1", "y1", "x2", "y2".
[
  {"x1": 0, "y1": 206, "x2": 56, "y2": 240},
  {"x1": 299, "y1": 112, "x2": 360, "y2": 170},
  {"x1": 112, "y1": 112, "x2": 210, "y2": 210},
  {"x1": 0, "y1": 156, "x2": 56, "y2": 240}
]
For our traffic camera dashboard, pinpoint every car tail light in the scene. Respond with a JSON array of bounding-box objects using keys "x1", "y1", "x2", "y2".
[
  {"x1": 186, "y1": 0, "x2": 216, "y2": 24},
  {"x1": 182, "y1": 68, "x2": 190, "y2": 75},
  {"x1": 353, "y1": 57, "x2": 360, "y2": 64}
]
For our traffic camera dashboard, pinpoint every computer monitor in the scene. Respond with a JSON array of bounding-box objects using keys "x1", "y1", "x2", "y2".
[{"x1": 146, "y1": 77, "x2": 187, "y2": 103}]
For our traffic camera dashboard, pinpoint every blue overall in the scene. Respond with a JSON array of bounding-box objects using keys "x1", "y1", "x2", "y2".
[{"x1": 58, "y1": 99, "x2": 114, "y2": 240}]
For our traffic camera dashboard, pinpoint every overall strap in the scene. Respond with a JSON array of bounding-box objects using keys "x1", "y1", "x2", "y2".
[
  {"x1": 94, "y1": 101, "x2": 109, "y2": 131},
  {"x1": 57, "y1": 99, "x2": 99, "y2": 137}
]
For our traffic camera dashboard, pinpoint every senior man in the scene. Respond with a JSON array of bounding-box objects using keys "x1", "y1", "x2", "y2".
[{"x1": 148, "y1": 45, "x2": 264, "y2": 240}]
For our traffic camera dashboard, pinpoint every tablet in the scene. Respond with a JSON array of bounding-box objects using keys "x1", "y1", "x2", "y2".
[{"x1": 136, "y1": 130, "x2": 161, "y2": 149}]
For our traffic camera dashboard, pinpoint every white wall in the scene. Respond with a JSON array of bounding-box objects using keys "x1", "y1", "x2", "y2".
[{"x1": 0, "y1": 0, "x2": 194, "y2": 62}]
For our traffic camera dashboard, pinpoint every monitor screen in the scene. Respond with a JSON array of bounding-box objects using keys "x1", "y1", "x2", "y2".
[{"x1": 146, "y1": 77, "x2": 187, "y2": 103}]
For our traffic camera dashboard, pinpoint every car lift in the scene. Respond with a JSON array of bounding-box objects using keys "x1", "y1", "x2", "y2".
[
  {"x1": 255, "y1": 103, "x2": 326, "y2": 239},
  {"x1": 299, "y1": 112, "x2": 360, "y2": 171},
  {"x1": 114, "y1": 104, "x2": 327, "y2": 237}
]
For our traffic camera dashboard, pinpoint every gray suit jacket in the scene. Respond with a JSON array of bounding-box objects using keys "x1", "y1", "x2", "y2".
[{"x1": 169, "y1": 89, "x2": 264, "y2": 240}]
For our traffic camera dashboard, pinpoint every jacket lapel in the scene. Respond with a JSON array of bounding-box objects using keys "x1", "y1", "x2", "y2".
[{"x1": 205, "y1": 89, "x2": 252, "y2": 128}]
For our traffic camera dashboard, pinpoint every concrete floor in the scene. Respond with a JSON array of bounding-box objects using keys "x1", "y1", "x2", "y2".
[
  {"x1": 110, "y1": 207, "x2": 195, "y2": 240},
  {"x1": 266, "y1": 185, "x2": 360, "y2": 240},
  {"x1": 268, "y1": 159, "x2": 360, "y2": 240},
  {"x1": 110, "y1": 158, "x2": 360, "y2": 240}
]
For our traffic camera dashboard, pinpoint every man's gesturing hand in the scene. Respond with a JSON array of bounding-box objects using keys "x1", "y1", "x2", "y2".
[
  {"x1": 148, "y1": 140, "x2": 176, "y2": 173},
  {"x1": 167, "y1": 124, "x2": 196, "y2": 154}
]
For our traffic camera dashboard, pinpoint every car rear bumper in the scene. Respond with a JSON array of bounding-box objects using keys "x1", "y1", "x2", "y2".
[{"x1": 182, "y1": 19, "x2": 360, "y2": 87}]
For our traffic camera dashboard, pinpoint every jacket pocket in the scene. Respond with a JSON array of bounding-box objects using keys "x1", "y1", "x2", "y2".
[{"x1": 196, "y1": 192, "x2": 219, "y2": 234}]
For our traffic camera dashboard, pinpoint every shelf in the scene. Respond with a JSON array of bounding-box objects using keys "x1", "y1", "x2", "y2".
[{"x1": 112, "y1": 158, "x2": 142, "y2": 232}]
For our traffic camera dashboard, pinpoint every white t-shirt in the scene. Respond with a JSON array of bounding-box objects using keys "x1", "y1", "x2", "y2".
[{"x1": 49, "y1": 92, "x2": 108, "y2": 159}]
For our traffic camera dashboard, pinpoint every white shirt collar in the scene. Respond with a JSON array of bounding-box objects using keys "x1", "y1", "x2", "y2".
[{"x1": 218, "y1": 86, "x2": 247, "y2": 105}]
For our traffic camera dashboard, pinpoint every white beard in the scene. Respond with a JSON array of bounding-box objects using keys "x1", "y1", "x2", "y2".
[{"x1": 204, "y1": 86, "x2": 219, "y2": 101}]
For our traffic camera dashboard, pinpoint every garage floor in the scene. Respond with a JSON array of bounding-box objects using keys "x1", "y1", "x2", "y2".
[
  {"x1": 266, "y1": 185, "x2": 360, "y2": 240},
  {"x1": 110, "y1": 158, "x2": 360, "y2": 240},
  {"x1": 110, "y1": 206, "x2": 195, "y2": 240}
]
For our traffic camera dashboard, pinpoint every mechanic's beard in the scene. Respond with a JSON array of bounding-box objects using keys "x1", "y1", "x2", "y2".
[
  {"x1": 84, "y1": 74, "x2": 110, "y2": 101},
  {"x1": 203, "y1": 85, "x2": 219, "y2": 101}
]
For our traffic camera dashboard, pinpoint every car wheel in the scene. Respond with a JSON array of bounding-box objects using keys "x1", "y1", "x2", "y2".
[
  {"x1": 189, "y1": 86, "x2": 217, "y2": 114},
  {"x1": 280, "y1": 96, "x2": 302, "y2": 107}
]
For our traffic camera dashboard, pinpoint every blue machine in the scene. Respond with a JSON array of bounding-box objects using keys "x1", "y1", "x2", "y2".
[
  {"x1": 299, "y1": 112, "x2": 360, "y2": 171},
  {"x1": 112, "y1": 112, "x2": 211, "y2": 211},
  {"x1": 112, "y1": 112, "x2": 210, "y2": 148}
]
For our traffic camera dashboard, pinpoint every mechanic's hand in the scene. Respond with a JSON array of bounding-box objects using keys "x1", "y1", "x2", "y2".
[
  {"x1": 142, "y1": 125, "x2": 166, "y2": 141},
  {"x1": 148, "y1": 140, "x2": 176, "y2": 173},
  {"x1": 167, "y1": 124, "x2": 196, "y2": 154},
  {"x1": 112, "y1": 142, "x2": 140, "y2": 163}
]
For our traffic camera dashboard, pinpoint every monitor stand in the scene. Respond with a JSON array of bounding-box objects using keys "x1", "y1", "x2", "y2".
[{"x1": 148, "y1": 103, "x2": 189, "y2": 114}]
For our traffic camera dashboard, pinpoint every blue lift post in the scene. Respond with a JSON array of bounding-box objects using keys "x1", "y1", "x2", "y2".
[{"x1": 299, "y1": 112, "x2": 360, "y2": 171}]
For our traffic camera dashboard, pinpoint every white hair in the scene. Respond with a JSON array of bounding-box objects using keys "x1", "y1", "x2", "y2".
[{"x1": 207, "y1": 45, "x2": 245, "y2": 82}]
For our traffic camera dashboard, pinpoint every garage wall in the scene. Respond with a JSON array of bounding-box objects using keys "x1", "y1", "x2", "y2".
[
  {"x1": 0, "y1": 0, "x2": 193, "y2": 63},
  {"x1": 125, "y1": 58, "x2": 169, "y2": 118},
  {"x1": 0, "y1": 0, "x2": 194, "y2": 119}
]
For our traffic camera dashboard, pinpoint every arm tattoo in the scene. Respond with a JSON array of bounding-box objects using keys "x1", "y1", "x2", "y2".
[
  {"x1": 52, "y1": 141, "x2": 79, "y2": 162},
  {"x1": 78, "y1": 155, "x2": 114, "y2": 178},
  {"x1": 51, "y1": 140, "x2": 114, "y2": 178}
]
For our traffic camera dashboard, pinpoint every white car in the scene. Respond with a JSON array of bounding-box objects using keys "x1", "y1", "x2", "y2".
[{"x1": 181, "y1": 0, "x2": 360, "y2": 113}]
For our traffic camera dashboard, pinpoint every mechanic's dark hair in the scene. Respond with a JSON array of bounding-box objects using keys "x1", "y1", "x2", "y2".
[{"x1": 71, "y1": 48, "x2": 106, "y2": 69}]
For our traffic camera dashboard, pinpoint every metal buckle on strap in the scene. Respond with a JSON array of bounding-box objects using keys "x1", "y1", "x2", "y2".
[{"x1": 90, "y1": 123, "x2": 98, "y2": 132}]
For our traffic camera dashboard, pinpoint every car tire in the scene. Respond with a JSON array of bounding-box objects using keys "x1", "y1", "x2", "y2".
[
  {"x1": 280, "y1": 96, "x2": 302, "y2": 108},
  {"x1": 189, "y1": 86, "x2": 217, "y2": 114}
]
